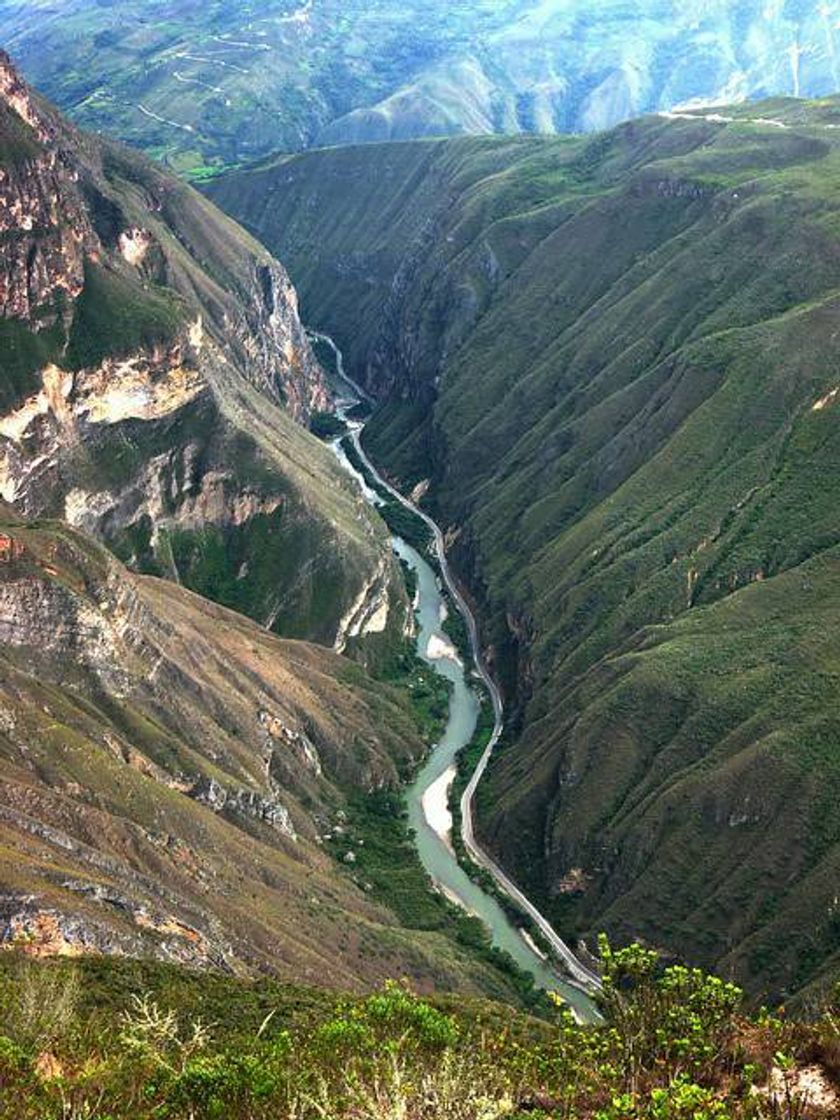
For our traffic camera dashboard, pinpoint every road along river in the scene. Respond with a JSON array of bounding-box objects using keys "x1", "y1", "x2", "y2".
[{"x1": 311, "y1": 332, "x2": 601, "y2": 1022}]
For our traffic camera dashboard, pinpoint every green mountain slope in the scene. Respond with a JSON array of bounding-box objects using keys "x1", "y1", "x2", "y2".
[
  {"x1": 0, "y1": 50, "x2": 404, "y2": 650},
  {"x1": 3, "y1": 2, "x2": 840, "y2": 175},
  {"x1": 210, "y1": 101, "x2": 840, "y2": 1000},
  {"x1": 0, "y1": 58, "x2": 546, "y2": 1001}
]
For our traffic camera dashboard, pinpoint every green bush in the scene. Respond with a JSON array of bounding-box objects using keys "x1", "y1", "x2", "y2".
[
  {"x1": 0, "y1": 950, "x2": 835, "y2": 1119},
  {"x1": 597, "y1": 935, "x2": 743, "y2": 1086}
]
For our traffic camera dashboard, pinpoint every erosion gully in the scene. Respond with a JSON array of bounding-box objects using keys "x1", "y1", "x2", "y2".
[{"x1": 311, "y1": 331, "x2": 600, "y2": 1022}]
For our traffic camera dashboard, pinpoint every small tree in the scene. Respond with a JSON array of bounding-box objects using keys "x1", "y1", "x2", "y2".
[{"x1": 597, "y1": 935, "x2": 743, "y2": 1099}]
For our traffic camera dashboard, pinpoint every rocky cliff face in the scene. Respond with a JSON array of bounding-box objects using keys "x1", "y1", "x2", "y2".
[
  {"x1": 0, "y1": 49, "x2": 326, "y2": 418},
  {"x1": 0, "y1": 510, "x2": 462, "y2": 986},
  {"x1": 0, "y1": 51, "x2": 397, "y2": 647}
]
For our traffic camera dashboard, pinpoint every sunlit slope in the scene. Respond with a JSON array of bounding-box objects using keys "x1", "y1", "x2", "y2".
[
  {"x1": 0, "y1": 509, "x2": 524, "y2": 996},
  {"x1": 212, "y1": 102, "x2": 840, "y2": 998}
]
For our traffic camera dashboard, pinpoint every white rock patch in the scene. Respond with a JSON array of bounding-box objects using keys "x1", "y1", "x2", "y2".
[
  {"x1": 118, "y1": 227, "x2": 152, "y2": 267},
  {"x1": 421, "y1": 764, "x2": 456, "y2": 852},
  {"x1": 426, "y1": 633, "x2": 461, "y2": 665},
  {"x1": 812, "y1": 387, "x2": 839, "y2": 412}
]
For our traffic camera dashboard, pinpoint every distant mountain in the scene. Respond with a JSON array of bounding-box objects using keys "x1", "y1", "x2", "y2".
[
  {"x1": 2, "y1": 1, "x2": 840, "y2": 174},
  {"x1": 210, "y1": 100, "x2": 840, "y2": 1002}
]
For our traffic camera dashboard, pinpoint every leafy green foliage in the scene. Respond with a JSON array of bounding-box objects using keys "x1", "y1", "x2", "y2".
[
  {"x1": 335, "y1": 785, "x2": 552, "y2": 1009},
  {"x1": 309, "y1": 410, "x2": 347, "y2": 439},
  {"x1": 0, "y1": 949, "x2": 838, "y2": 1119},
  {"x1": 340, "y1": 789, "x2": 455, "y2": 929},
  {"x1": 597, "y1": 937, "x2": 743, "y2": 1090}
]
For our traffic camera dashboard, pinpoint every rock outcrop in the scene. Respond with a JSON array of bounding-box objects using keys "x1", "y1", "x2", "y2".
[{"x1": 0, "y1": 50, "x2": 399, "y2": 646}]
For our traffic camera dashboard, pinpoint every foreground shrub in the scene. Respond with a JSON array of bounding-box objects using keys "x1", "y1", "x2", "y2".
[
  {"x1": 0, "y1": 949, "x2": 837, "y2": 1118},
  {"x1": 597, "y1": 935, "x2": 743, "y2": 1091}
]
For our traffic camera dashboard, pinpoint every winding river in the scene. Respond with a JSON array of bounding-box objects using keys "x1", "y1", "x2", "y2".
[{"x1": 313, "y1": 332, "x2": 600, "y2": 1022}]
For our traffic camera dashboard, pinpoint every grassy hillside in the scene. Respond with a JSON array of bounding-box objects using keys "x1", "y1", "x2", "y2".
[
  {"x1": 6, "y1": 2, "x2": 840, "y2": 174},
  {"x1": 210, "y1": 100, "x2": 840, "y2": 1001}
]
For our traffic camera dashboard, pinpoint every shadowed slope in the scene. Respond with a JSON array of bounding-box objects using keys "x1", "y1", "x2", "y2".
[{"x1": 211, "y1": 103, "x2": 840, "y2": 999}]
